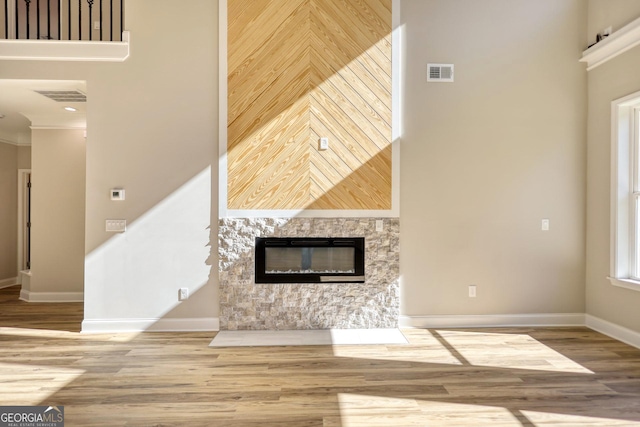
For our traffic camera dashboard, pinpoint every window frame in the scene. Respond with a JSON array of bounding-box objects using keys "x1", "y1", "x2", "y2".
[{"x1": 610, "y1": 91, "x2": 640, "y2": 291}]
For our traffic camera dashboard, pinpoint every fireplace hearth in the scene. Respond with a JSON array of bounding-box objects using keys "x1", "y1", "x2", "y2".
[{"x1": 255, "y1": 237, "x2": 365, "y2": 283}]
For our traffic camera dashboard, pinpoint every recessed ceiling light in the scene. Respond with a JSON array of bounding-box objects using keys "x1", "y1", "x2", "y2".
[{"x1": 64, "y1": 106, "x2": 77, "y2": 112}]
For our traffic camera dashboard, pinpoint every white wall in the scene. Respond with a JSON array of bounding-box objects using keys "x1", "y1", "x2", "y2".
[
  {"x1": 586, "y1": 1, "x2": 640, "y2": 334},
  {"x1": 400, "y1": 0, "x2": 588, "y2": 318},
  {"x1": 30, "y1": 129, "x2": 85, "y2": 295}
]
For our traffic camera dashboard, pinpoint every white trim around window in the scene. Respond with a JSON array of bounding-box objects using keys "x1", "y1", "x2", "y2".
[{"x1": 610, "y1": 90, "x2": 640, "y2": 292}]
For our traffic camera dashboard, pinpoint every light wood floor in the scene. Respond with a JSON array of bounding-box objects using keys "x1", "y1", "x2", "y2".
[{"x1": 1, "y1": 285, "x2": 640, "y2": 426}]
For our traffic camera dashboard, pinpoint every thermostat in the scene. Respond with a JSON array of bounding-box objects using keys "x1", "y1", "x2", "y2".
[{"x1": 110, "y1": 188, "x2": 125, "y2": 200}]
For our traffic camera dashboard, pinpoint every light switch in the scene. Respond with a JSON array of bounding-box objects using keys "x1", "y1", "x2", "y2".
[
  {"x1": 541, "y1": 219, "x2": 550, "y2": 231},
  {"x1": 106, "y1": 219, "x2": 126, "y2": 232},
  {"x1": 110, "y1": 188, "x2": 125, "y2": 200},
  {"x1": 319, "y1": 137, "x2": 329, "y2": 150},
  {"x1": 375, "y1": 220, "x2": 383, "y2": 232}
]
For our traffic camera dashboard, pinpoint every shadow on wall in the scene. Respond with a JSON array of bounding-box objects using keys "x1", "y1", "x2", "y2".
[{"x1": 83, "y1": 167, "x2": 216, "y2": 331}]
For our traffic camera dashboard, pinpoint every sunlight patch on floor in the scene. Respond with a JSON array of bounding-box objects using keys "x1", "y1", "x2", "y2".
[
  {"x1": 521, "y1": 410, "x2": 640, "y2": 426},
  {"x1": 0, "y1": 362, "x2": 85, "y2": 405},
  {"x1": 435, "y1": 330, "x2": 593, "y2": 374},
  {"x1": 418, "y1": 401, "x2": 523, "y2": 426},
  {"x1": 334, "y1": 393, "x2": 425, "y2": 427},
  {"x1": 331, "y1": 329, "x2": 463, "y2": 365}
]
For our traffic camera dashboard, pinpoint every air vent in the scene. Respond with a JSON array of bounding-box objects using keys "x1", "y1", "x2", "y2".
[
  {"x1": 34, "y1": 90, "x2": 87, "y2": 102},
  {"x1": 427, "y1": 64, "x2": 454, "y2": 82}
]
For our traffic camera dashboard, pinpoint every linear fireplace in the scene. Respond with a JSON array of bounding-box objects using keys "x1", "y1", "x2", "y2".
[{"x1": 255, "y1": 237, "x2": 365, "y2": 283}]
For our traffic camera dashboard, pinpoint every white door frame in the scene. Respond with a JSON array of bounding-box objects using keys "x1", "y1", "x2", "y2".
[{"x1": 17, "y1": 169, "x2": 31, "y2": 274}]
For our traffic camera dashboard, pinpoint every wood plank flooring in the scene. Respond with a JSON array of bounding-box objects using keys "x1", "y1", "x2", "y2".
[{"x1": 1, "y1": 285, "x2": 640, "y2": 426}]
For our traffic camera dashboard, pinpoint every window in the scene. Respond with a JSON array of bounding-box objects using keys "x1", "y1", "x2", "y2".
[{"x1": 610, "y1": 91, "x2": 640, "y2": 291}]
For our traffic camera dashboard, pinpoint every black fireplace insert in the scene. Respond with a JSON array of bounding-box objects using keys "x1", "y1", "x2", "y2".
[{"x1": 255, "y1": 237, "x2": 365, "y2": 283}]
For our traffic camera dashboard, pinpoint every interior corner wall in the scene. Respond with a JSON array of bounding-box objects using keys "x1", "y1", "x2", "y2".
[
  {"x1": 400, "y1": 0, "x2": 588, "y2": 317},
  {"x1": 0, "y1": 142, "x2": 18, "y2": 282},
  {"x1": 30, "y1": 129, "x2": 85, "y2": 294},
  {"x1": 586, "y1": 1, "x2": 640, "y2": 334}
]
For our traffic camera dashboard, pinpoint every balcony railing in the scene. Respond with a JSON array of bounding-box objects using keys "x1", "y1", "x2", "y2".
[{"x1": 2, "y1": 0, "x2": 123, "y2": 41}]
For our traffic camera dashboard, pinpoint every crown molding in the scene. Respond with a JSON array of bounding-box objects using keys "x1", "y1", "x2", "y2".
[{"x1": 0, "y1": 137, "x2": 29, "y2": 146}]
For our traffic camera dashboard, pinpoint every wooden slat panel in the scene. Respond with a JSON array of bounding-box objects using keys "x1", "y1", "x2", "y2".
[
  {"x1": 228, "y1": 0, "x2": 306, "y2": 74},
  {"x1": 309, "y1": 145, "x2": 392, "y2": 210},
  {"x1": 228, "y1": 0, "x2": 392, "y2": 210}
]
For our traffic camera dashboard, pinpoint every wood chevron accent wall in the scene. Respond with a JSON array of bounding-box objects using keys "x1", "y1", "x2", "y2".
[{"x1": 227, "y1": 0, "x2": 392, "y2": 210}]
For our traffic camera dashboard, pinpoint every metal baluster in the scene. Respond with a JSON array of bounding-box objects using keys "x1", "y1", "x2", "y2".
[
  {"x1": 4, "y1": 0, "x2": 8, "y2": 39},
  {"x1": 119, "y1": 0, "x2": 122, "y2": 41},
  {"x1": 47, "y1": 0, "x2": 50, "y2": 39},
  {"x1": 15, "y1": 0, "x2": 18, "y2": 38},
  {"x1": 25, "y1": 0, "x2": 31, "y2": 38},
  {"x1": 99, "y1": 0, "x2": 102, "y2": 40},
  {"x1": 87, "y1": 0, "x2": 92, "y2": 40},
  {"x1": 36, "y1": 0, "x2": 40, "y2": 39}
]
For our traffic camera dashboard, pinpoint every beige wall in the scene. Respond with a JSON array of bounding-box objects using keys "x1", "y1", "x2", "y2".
[
  {"x1": 17, "y1": 145, "x2": 31, "y2": 169},
  {"x1": 400, "y1": 0, "x2": 587, "y2": 316},
  {"x1": 586, "y1": 1, "x2": 640, "y2": 333},
  {"x1": 30, "y1": 130, "x2": 85, "y2": 293},
  {"x1": 0, "y1": 142, "x2": 18, "y2": 282},
  {"x1": 587, "y1": 0, "x2": 640, "y2": 45},
  {"x1": 0, "y1": 0, "x2": 218, "y2": 325},
  {"x1": 82, "y1": 0, "x2": 217, "y2": 323}
]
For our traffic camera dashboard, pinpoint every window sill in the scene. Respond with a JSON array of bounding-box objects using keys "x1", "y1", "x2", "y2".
[{"x1": 608, "y1": 277, "x2": 640, "y2": 292}]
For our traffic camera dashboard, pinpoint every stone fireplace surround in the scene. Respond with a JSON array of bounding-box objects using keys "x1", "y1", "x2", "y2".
[{"x1": 219, "y1": 218, "x2": 400, "y2": 330}]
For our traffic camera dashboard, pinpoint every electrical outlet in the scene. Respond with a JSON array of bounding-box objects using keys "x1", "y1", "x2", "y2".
[
  {"x1": 105, "y1": 219, "x2": 126, "y2": 232},
  {"x1": 541, "y1": 219, "x2": 550, "y2": 231},
  {"x1": 375, "y1": 220, "x2": 383, "y2": 232},
  {"x1": 94, "y1": 21, "x2": 100, "y2": 30},
  {"x1": 178, "y1": 288, "x2": 189, "y2": 301},
  {"x1": 469, "y1": 285, "x2": 477, "y2": 298}
]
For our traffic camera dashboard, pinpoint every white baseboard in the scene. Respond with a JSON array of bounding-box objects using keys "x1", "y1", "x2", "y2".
[
  {"x1": 399, "y1": 313, "x2": 586, "y2": 329},
  {"x1": 19, "y1": 289, "x2": 83, "y2": 302},
  {"x1": 586, "y1": 314, "x2": 640, "y2": 350},
  {"x1": 0, "y1": 277, "x2": 18, "y2": 289},
  {"x1": 81, "y1": 317, "x2": 220, "y2": 333}
]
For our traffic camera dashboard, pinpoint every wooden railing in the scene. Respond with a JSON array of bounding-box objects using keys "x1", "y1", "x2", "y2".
[{"x1": 2, "y1": 0, "x2": 123, "y2": 41}]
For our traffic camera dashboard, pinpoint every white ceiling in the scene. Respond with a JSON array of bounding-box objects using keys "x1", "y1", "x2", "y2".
[{"x1": 0, "y1": 79, "x2": 87, "y2": 145}]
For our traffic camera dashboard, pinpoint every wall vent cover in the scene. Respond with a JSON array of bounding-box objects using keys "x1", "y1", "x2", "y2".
[
  {"x1": 427, "y1": 64, "x2": 454, "y2": 82},
  {"x1": 34, "y1": 90, "x2": 87, "y2": 102}
]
